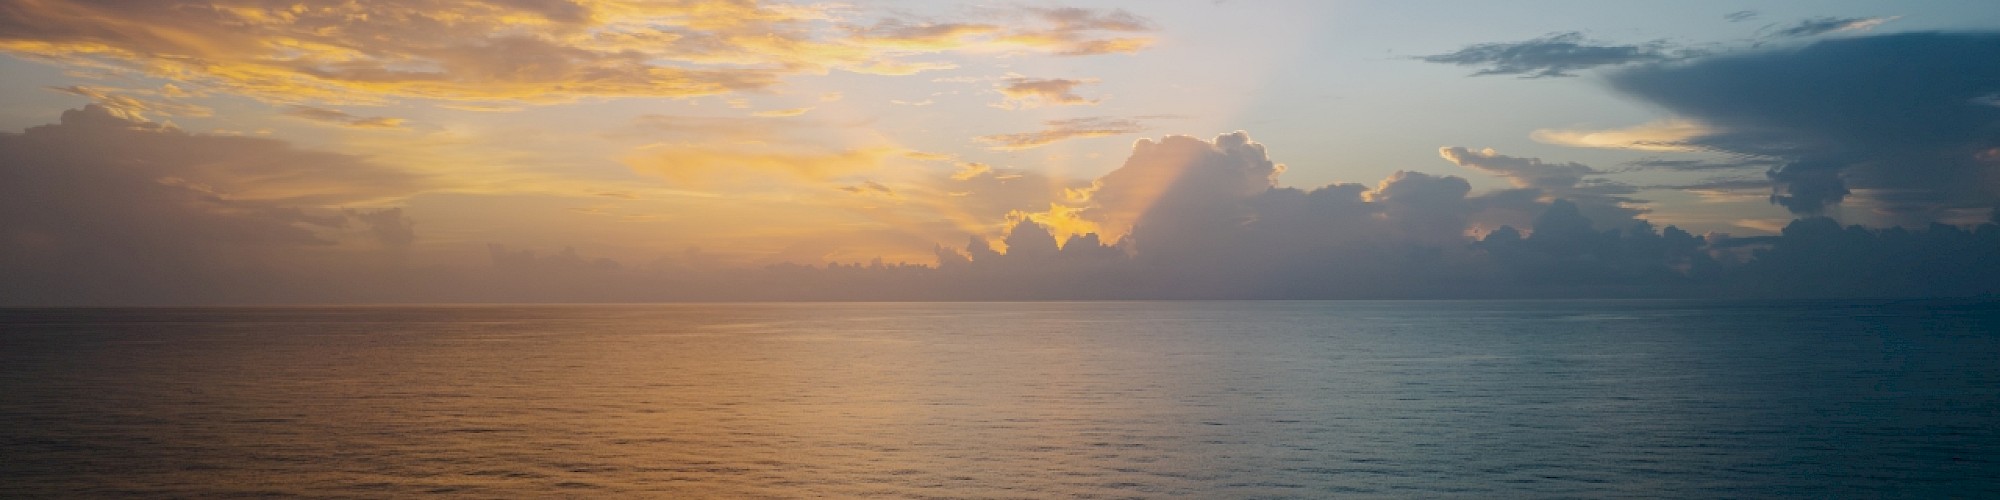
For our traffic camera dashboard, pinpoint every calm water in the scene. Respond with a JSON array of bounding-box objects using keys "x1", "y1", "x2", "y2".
[{"x1": 2, "y1": 300, "x2": 1997, "y2": 498}]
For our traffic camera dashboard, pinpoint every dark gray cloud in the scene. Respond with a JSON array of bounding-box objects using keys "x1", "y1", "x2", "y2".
[
  {"x1": 1609, "y1": 32, "x2": 2000, "y2": 220},
  {"x1": 1622, "y1": 158, "x2": 1771, "y2": 172},
  {"x1": 1418, "y1": 32, "x2": 1681, "y2": 77},
  {"x1": 0, "y1": 106, "x2": 426, "y2": 305},
  {"x1": 1438, "y1": 146, "x2": 1646, "y2": 228},
  {"x1": 1725, "y1": 11, "x2": 1760, "y2": 22}
]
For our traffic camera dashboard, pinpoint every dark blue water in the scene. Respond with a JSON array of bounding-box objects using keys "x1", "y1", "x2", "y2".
[{"x1": 3, "y1": 300, "x2": 1997, "y2": 498}]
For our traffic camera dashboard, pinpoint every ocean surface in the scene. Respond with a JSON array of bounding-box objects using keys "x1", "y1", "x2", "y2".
[{"x1": 2, "y1": 300, "x2": 1997, "y2": 498}]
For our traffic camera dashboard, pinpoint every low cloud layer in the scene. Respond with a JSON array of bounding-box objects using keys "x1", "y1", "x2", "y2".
[{"x1": 4, "y1": 110, "x2": 1995, "y2": 305}]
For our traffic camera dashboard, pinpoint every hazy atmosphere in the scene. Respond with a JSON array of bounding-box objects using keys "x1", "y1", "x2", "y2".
[{"x1": 3, "y1": 0, "x2": 1998, "y2": 303}]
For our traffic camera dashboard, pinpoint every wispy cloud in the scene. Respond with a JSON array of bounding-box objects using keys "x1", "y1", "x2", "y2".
[
  {"x1": 1770, "y1": 16, "x2": 1899, "y2": 38},
  {"x1": 977, "y1": 117, "x2": 1146, "y2": 150},
  {"x1": 623, "y1": 144, "x2": 912, "y2": 185},
  {"x1": 1530, "y1": 119, "x2": 1710, "y2": 152},
  {"x1": 282, "y1": 106, "x2": 406, "y2": 129},
  {"x1": 751, "y1": 107, "x2": 813, "y2": 117},
  {"x1": 0, "y1": 1, "x2": 1159, "y2": 105},
  {"x1": 1418, "y1": 32, "x2": 1682, "y2": 77},
  {"x1": 993, "y1": 76, "x2": 1099, "y2": 109},
  {"x1": 46, "y1": 85, "x2": 211, "y2": 121}
]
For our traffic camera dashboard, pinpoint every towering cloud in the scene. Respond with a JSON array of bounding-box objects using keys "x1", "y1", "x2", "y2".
[{"x1": 1609, "y1": 32, "x2": 2000, "y2": 223}]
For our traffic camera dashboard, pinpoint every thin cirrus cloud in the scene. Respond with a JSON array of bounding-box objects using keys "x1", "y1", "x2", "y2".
[
  {"x1": 1529, "y1": 119, "x2": 1710, "y2": 152},
  {"x1": 282, "y1": 106, "x2": 407, "y2": 129},
  {"x1": 751, "y1": 107, "x2": 814, "y2": 117},
  {"x1": 0, "y1": 1, "x2": 1159, "y2": 105},
  {"x1": 847, "y1": 7, "x2": 1153, "y2": 56},
  {"x1": 46, "y1": 85, "x2": 213, "y2": 121},
  {"x1": 622, "y1": 144, "x2": 917, "y2": 186},
  {"x1": 977, "y1": 116, "x2": 1147, "y2": 150},
  {"x1": 1416, "y1": 32, "x2": 1683, "y2": 77},
  {"x1": 1769, "y1": 16, "x2": 1900, "y2": 38}
]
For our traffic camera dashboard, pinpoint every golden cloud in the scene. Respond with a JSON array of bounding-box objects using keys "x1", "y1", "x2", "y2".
[
  {"x1": 750, "y1": 107, "x2": 813, "y2": 117},
  {"x1": 993, "y1": 76, "x2": 1099, "y2": 109},
  {"x1": 0, "y1": 1, "x2": 1159, "y2": 105},
  {"x1": 46, "y1": 85, "x2": 212, "y2": 121}
]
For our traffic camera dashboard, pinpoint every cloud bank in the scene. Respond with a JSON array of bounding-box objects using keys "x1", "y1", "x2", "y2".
[
  {"x1": 0, "y1": 106, "x2": 423, "y2": 304},
  {"x1": 6, "y1": 113, "x2": 1994, "y2": 305}
]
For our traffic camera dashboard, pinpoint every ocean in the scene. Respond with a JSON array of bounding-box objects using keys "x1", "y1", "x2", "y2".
[{"x1": 3, "y1": 300, "x2": 1997, "y2": 498}]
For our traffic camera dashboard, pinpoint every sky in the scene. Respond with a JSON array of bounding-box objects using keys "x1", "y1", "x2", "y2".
[{"x1": 2, "y1": 0, "x2": 1998, "y2": 304}]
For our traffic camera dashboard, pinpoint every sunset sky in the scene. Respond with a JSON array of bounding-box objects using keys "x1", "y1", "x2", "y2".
[{"x1": 3, "y1": 0, "x2": 1998, "y2": 304}]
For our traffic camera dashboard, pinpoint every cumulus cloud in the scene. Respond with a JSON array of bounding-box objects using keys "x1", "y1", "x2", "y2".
[
  {"x1": 1418, "y1": 32, "x2": 1682, "y2": 77},
  {"x1": 1609, "y1": 32, "x2": 2000, "y2": 220},
  {"x1": 1084, "y1": 132, "x2": 1282, "y2": 240},
  {"x1": 977, "y1": 116, "x2": 1146, "y2": 150},
  {"x1": 1438, "y1": 146, "x2": 1646, "y2": 227},
  {"x1": 994, "y1": 76, "x2": 1100, "y2": 109},
  {"x1": 282, "y1": 106, "x2": 406, "y2": 129},
  {"x1": 7, "y1": 119, "x2": 1998, "y2": 304},
  {"x1": 0, "y1": 2, "x2": 1158, "y2": 105},
  {"x1": 1770, "y1": 16, "x2": 1899, "y2": 38}
]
